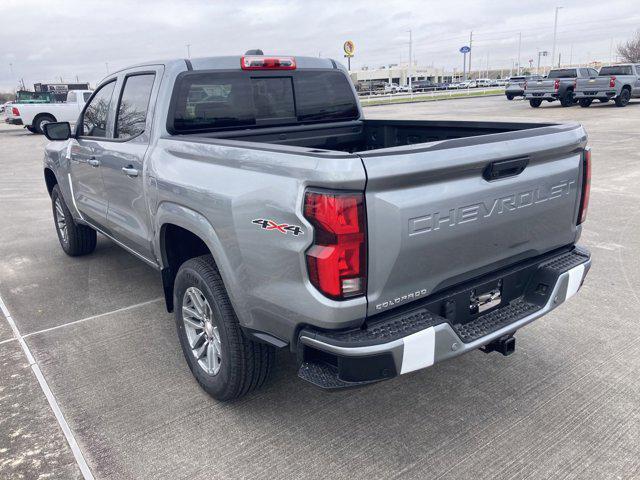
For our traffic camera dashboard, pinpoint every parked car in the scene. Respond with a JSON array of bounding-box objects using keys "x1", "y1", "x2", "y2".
[
  {"x1": 41, "y1": 53, "x2": 591, "y2": 400},
  {"x1": 411, "y1": 80, "x2": 436, "y2": 92},
  {"x1": 505, "y1": 75, "x2": 542, "y2": 100},
  {"x1": 6, "y1": 90, "x2": 93, "y2": 133},
  {"x1": 574, "y1": 64, "x2": 640, "y2": 107},
  {"x1": 384, "y1": 83, "x2": 403, "y2": 94},
  {"x1": 524, "y1": 68, "x2": 598, "y2": 108},
  {"x1": 476, "y1": 78, "x2": 492, "y2": 87},
  {"x1": 457, "y1": 80, "x2": 477, "y2": 88}
]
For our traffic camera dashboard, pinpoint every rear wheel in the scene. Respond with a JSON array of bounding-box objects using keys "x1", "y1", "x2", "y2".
[
  {"x1": 174, "y1": 255, "x2": 274, "y2": 401},
  {"x1": 560, "y1": 90, "x2": 574, "y2": 107},
  {"x1": 529, "y1": 99, "x2": 543, "y2": 108},
  {"x1": 615, "y1": 88, "x2": 631, "y2": 107},
  {"x1": 51, "y1": 185, "x2": 97, "y2": 256},
  {"x1": 579, "y1": 98, "x2": 593, "y2": 108},
  {"x1": 34, "y1": 114, "x2": 56, "y2": 134},
  {"x1": 506, "y1": 94, "x2": 514, "y2": 100}
]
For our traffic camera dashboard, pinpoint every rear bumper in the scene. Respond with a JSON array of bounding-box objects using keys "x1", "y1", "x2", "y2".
[
  {"x1": 524, "y1": 92, "x2": 558, "y2": 100},
  {"x1": 574, "y1": 90, "x2": 617, "y2": 99},
  {"x1": 298, "y1": 247, "x2": 591, "y2": 389},
  {"x1": 5, "y1": 117, "x2": 23, "y2": 125}
]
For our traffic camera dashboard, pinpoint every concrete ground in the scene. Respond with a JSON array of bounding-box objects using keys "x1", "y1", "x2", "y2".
[{"x1": 1, "y1": 96, "x2": 639, "y2": 479}]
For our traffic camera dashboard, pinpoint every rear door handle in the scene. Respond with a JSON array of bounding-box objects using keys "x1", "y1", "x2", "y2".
[{"x1": 122, "y1": 166, "x2": 139, "y2": 177}]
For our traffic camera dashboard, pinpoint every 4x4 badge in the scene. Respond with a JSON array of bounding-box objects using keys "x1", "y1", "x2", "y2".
[{"x1": 252, "y1": 219, "x2": 304, "y2": 236}]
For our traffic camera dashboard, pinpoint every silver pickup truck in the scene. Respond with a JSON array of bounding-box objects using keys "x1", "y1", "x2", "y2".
[
  {"x1": 41, "y1": 53, "x2": 592, "y2": 400},
  {"x1": 524, "y1": 67, "x2": 599, "y2": 108},
  {"x1": 574, "y1": 64, "x2": 640, "y2": 107}
]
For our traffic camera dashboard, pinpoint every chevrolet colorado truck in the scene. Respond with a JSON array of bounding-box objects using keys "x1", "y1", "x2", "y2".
[
  {"x1": 41, "y1": 54, "x2": 592, "y2": 401},
  {"x1": 524, "y1": 67, "x2": 599, "y2": 108},
  {"x1": 574, "y1": 64, "x2": 640, "y2": 107},
  {"x1": 6, "y1": 89, "x2": 92, "y2": 133}
]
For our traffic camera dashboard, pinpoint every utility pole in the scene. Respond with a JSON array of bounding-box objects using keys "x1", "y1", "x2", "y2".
[
  {"x1": 517, "y1": 32, "x2": 522, "y2": 75},
  {"x1": 551, "y1": 6, "x2": 563, "y2": 68},
  {"x1": 186, "y1": 44, "x2": 191, "y2": 59},
  {"x1": 468, "y1": 31, "x2": 473, "y2": 79}
]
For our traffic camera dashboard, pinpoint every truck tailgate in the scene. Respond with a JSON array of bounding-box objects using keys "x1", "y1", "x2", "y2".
[
  {"x1": 360, "y1": 124, "x2": 587, "y2": 316},
  {"x1": 577, "y1": 77, "x2": 610, "y2": 91}
]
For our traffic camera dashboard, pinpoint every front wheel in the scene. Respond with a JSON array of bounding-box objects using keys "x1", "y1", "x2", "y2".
[
  {"x1": 51, "y1": 185, "x2": 97, "y2": 256},
  {"x1": 174, "y1": 255, "x2": 274, "y2": 401},
  {"x1": 506, "y1": 94, "x2": 514, "y2": 100},
  {"x1": 579, "y1": 98, "x2": 593, "y2": 108},
  {"x1": 529, "y1": 99, "x2": 543, "y2": 108},
  {"x1": 615, "y1": 89, "x2": 631, "y2": 107}
]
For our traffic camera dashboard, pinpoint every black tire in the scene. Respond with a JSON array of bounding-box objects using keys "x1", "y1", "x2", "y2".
[
  {"x1": 174, "y1": 255, "x2": 274, "y2": 401},
  {"x1": 51, "y1": 185, "x2": 97, "y2": 256},
  {"x1": 34, "y1": 114, "x2": 56, "y2": 134},
  {"x1": 579, "y1": 98, "x2": 593, "y2": 108},
  {"x1": 506, "y1": 94, "x2": 514, "y2": 100},
  {"x1": 560, "y1": 90, "x2": 574, "y2": 107},
  {"x1": 615, "y1": 88, "x2": 631, "y2": 107},
  {"x1": 599, "y1": 98, "x2": 610, "y2": 103},
  {"x1": 26, "y1": 126, "x2": 37, "y2": 133},
  {"x1": 529, "y1": 99, "x2": 543, "y2": 108}
]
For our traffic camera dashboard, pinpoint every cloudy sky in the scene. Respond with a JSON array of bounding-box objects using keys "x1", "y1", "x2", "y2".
[{"x1": 1, "y1": 0, "x2": 638, "y2": 91}]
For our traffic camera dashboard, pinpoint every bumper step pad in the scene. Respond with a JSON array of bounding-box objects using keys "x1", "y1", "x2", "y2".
[{"x1": 452, "y1": 298, "x2": 538, "y2": 343}]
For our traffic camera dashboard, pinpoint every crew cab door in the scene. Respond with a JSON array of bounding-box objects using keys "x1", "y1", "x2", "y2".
[
  {"x1": 68, "y1": 80, "x2": 117, "y2": 225},
  {"x1": 100, "y1": 68, "x2": 161, "y2": 261}
]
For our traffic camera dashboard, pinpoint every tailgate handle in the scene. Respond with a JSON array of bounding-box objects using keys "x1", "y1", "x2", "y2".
[{"x1": 483, "y1": 157, "x2": 529, "y2": 181}]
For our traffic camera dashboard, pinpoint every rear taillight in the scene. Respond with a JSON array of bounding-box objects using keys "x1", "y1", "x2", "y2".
[
  {"x1": 578, "y1": 148, "x2": 591, "y2": 225},
  {"x1": 554, "y1": 79, "x2": 560, "y2": 91},
  {"x1": 11, "y1": 107, "x2": 19, "y2": 116},
  {"x1": 609, "y1": 76, "x2": 616, "y2": 88},
  {"x1": 241, "y1": 55, "x2": 296, "y2": 70},
  {"x1": 303, "y1": 189, "x2": 367, "y2": 300}
]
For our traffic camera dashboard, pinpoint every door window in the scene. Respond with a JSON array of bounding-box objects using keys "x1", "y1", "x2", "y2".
[
  {"x1": 115, "y1": 74, "x2": 155, "y2": 139},
  {"x1": 81, "y1": 81, "x2": 116, "y2": 138}
]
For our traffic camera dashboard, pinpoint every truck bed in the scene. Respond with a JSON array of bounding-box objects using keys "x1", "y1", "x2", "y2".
[
  {"x1": 187, "y1": 119, "x2": 558, "y2": 153},
  {"x1": 172, "y1": 118, "x2": 587, "y2": 317}
]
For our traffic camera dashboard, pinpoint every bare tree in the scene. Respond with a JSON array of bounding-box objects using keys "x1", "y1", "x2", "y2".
[{"x1": 617, "y1": 31, "x2": 640, "y2": 63}]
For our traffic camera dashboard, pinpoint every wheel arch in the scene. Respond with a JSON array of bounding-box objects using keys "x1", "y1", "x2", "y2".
[
  {"x1": 155, "y1": 203, "x2": 240, "y2": 318},
  {"x1": 44, "y1": 168, "x2": 58, "y2": 197}
]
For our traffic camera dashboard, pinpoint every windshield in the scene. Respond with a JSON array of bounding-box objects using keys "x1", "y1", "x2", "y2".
[
  {"x1": 599, "y1": 66, "x2": 633, "y2": 76},
  {"x1": 170, "y1": 70, "x2": 359, "y2": 133},
  {"x1": 548, "y1": 69, "x2": 577, "y2": 79}
]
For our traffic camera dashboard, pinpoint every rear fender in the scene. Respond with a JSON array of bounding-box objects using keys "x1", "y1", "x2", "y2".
[{"x1": 154, "y1": 202, "x2": 247, "y2": 322}]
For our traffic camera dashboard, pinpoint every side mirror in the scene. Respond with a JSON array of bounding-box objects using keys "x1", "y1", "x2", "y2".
[{"x1": 43, "y1": 122, "x2": 72, "y2": 141}]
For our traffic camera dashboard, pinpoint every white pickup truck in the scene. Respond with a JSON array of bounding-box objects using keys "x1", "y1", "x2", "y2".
[{"x1": 5, "y1": 90, "x2": 92, "y2": 133}]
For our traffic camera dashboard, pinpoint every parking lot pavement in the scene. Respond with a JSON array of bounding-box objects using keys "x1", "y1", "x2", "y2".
[{"x1": 1, "y1": 96, "x2": 640, "y2": 479}]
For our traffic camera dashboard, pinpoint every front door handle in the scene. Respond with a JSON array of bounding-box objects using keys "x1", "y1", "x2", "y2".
[
  {"x1": 122, "y1": 166, "x2": 139, "y2": 177},
  {"x1": 88, "y1": 158, "x2": 100, "y2": 167}
]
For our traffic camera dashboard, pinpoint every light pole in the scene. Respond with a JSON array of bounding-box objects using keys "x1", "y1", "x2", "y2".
[
  {"x1": 186, "y1": 44, "x2": 191, "y2": 59},
  {"x1": 551, "y1": 6, "x2": 563, "y2": 68},
  {"x1": 517, "y1": 32, "x2": 522, "y2": 75},
  {"x1": 407, "y1": 29, "x2": 412, "y2": 93}
]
